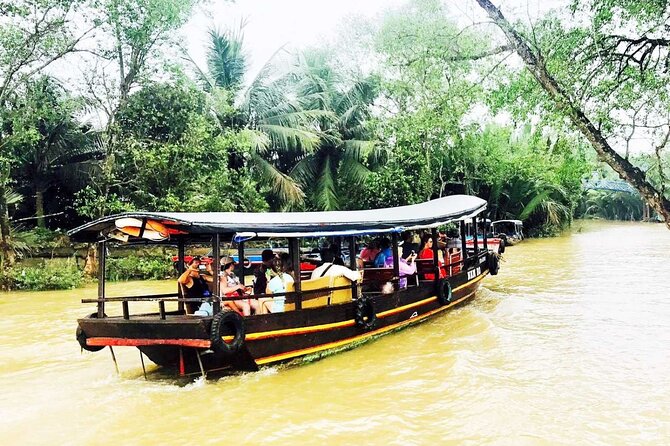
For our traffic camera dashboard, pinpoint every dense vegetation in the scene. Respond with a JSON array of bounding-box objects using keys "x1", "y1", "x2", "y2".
[{"x1": 1, "y1": 0, "x2": 668, "y2": 289}]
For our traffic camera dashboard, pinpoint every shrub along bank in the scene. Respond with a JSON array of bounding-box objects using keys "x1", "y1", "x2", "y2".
[{"x1": 0, "y1": 255, "x2": 175, "y2": 291}]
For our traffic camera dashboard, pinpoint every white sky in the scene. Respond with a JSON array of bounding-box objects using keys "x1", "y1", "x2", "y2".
[{"x1": 181, "y1": 0, "x2": 404, "y2": 80}]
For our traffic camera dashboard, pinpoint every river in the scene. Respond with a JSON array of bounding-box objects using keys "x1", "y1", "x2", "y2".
[{"x1": 1, "y1": 220, "x2": 669, "y2": 445}]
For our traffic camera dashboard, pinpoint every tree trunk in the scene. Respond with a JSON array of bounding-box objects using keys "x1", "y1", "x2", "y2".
[
  {"x1": 35, "y1": 189, "x2": 45, "y2": 229},
  {"x1": 0, "y1": 184, "x2": 15, "y2": 268},
  {"x1": 475, "y1": 0, "x2": 670, "y2": 230},
  {"x1": 83, "y1": 243, "x2": 98, "y2": 277}
]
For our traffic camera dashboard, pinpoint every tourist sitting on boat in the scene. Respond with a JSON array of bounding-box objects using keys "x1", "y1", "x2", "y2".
[
  {"x1": 373, "y1": 238, "x2": 392, "y2": 267},
  {"x1": 220, "y1": 257, "x2": 257, "y2": 316},
  {"x1": 253, "y1": 249, "x2": 277, "y2": 296},
  {"x1": 178, "y1": 257, "x2": 212, "y2": 313},
  {"x1": 259, "y1": 253, "x2": 294, "y2": 314},
  {"x1": 383, "y1": 244, "x2": 417, "y2": 289},
  {"x1": 401, "y1": 232, "x2": 420, "y2": 258},
  {"x1": 311, "y1": 247, "x2": 361, "y2": 282},
  {"x1": 359, "y1": 239, "x2": 380, "y2": 264},
  {"x1": 417, "y1": 234, "x2": 446, "y2": 280}
]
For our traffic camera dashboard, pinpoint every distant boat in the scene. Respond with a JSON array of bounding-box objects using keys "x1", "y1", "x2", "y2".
[
  {"x1": 70, "y1": 195, "x2": 501, "y2": 377},
  {"x1": 491, "y1": 219, "x2": 524, "y2": 246}
]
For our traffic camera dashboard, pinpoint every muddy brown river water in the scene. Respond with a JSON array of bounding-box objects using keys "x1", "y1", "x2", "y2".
[{"x1": 1, "y1": 220, "x2": 669, "y2": 445}]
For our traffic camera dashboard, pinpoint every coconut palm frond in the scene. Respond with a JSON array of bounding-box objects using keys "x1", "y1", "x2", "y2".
[
  {"x1": 519, "y1": 191, "x2": 549, "y2": 220},
  {"x1": 4, "y1": 189, "x2": 23, "y2": 206},
  {"x1": 261, "y1": 109, "x2": 335, "y2": 128},
  {"x1": 289, "y1": 155, "x2": 318, "y2": 185},
  {"x1": 343, "y1": 139, "x2": 376, "y2": 159},
  {"x1": 207, "y1": 27, "x2": 247, "y2": 92},
  {"x1": 314, "y1": 155, "x2": 339, "y2": 211},
  {"x1": 339, "y1": 158, "x2": 371, "y2": 184},
  {"x1": 7, "y1": 225, "x2": 36, "y2": 259},
  {"x1": 542, "y1": 199, "x2": 571, "y2": 226},
  {"x1": 241, "y1": 129, "x2": 270, "y2": 155},
  {"x1": 256, "y1": 124, "x2": 319, "y2": 152},
  {"x1": 251, "y1": 153, "x2": 305, "y2": 206}
]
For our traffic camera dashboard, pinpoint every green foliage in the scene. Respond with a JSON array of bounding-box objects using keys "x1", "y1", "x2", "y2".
[
  {"x1": 5, "y1": 260, "x2": 83, "y2": 291},
  {"x1": 115, "y1": 81, "x2": 207, "y2": 142},
  {"x1": 577, "y1": 189, "x2": 644, "y2": 221},
  {"x1": 106, "y1": 255, "x2": 174, "y2": 281}
]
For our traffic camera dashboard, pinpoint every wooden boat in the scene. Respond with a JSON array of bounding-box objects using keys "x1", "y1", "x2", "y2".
[
  {"x1": 464, "y1": 219, "x2": 505, "y2": 254},
  {"x1": 70, "y1": 195, "x2": 500, "y2": 377},
  {"x1": 491, "y1": 219, "x2": 524, "y2": 246}
]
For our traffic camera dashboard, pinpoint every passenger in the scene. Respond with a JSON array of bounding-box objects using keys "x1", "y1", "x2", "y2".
[
  {"x1": 383, "y1": 244, "x2": 417, "y2": 288},
  {"x1": 259, "y1": 253, "x2": 294, "y2": 314},
  {"x1": 329, "y1": 241, "x2": 345, "y2": 265},
  {"x1": 253, "y1": 249, "x2": 276, "y2": 296},
  {"x1": 373, "y1": 238, "x2": 392, "y2": 267},
  {"x1": 220, "y1": 256, "x2": 258, "y2": 316},
  {"x1": 311, "y1": 247, "x2": 361, "y2": 282},
  {"x1": 178, "y1": 257, "x2": 212, "y2": 313},
  {"x1": 418, "y1": 234, "x2": 446, "y2": 280},
  {"x1": 360, "y1": 239, "x2": 380, "y2": 263},
  {"x1": 401, "y1": 232, "x2": 420, "y2": 258}
]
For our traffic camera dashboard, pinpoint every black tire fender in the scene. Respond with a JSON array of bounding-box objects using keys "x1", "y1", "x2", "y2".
[
  {"x1": 210, "y1": 309, "x2": 245, "y2": 354},
  {"x1": 437, "y1": 279, "x2": 452, "y2": 305},
  {"x1": 355, "y1": 297, "x2": 377, "y2": 330},
  {"x1": 76, "y1": 312, "x2": 106, "y2": 352},
  {"x1": 488, "y1": 252, "x2": 500, "y2": 276}
]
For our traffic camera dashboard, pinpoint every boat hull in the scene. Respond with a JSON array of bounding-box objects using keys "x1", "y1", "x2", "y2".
[{"x1": 78, "y1": 255, "x2": 490, "y2": 375}]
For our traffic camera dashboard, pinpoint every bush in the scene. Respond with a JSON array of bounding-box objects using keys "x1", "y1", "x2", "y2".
[
  {"x1": 106, "y1": 255, "x2": 174, "y2": 281},
  {"x1": 9, "y1": 261, "x2": 84, "y2": 291}
]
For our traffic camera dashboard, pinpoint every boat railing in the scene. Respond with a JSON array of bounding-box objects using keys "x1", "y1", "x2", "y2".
[{"x1": 81, "y1": 283, "x2": 361, "y2": 320}]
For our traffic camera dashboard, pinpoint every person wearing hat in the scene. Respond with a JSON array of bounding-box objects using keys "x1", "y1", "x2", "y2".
[
  {"x1": 178, "y1": 256, "x2": 212, "y2": 313},
  {"x1": 220, "y1": 256, "x2": 257, "y2": 316},
  {"x1": 253, "y1": 249, "x2": 277, "y2": 295}
]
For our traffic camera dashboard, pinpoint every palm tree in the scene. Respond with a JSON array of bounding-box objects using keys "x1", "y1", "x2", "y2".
[
  {"x1": 189, "y1": 27, "x2": 329, "y2": 208},
  {"x1": 288, "y1": 51, "x2": 382, "y2": 210},
  {"x1": 11, "y1": 77, "x2": 100, "y2": 228}
]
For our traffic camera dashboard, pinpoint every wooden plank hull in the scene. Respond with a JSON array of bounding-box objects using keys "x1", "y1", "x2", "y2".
[{"x1": 78, "y1": 256, "x2": 490, "y2": 375}]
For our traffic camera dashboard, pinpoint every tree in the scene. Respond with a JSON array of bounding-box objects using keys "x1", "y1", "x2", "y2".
[
  {"x1": 288, "y1": 51, "x2": 381, "y2": 210},
  {"x1": 195, "y1": 28, "x2": 328, "y2": 208},
  {"x1": 75, "y1": 80, "x2": 269, "y2": 216},
  {"x1": 0, "y1": 0, "x2": 95, "y2": 266},
  {"x1": 475, "y1": 0, "x2": 670, "y2": 230},
  {"x1": 9, "y1": 77, "x2": 98, "y2": 228}
]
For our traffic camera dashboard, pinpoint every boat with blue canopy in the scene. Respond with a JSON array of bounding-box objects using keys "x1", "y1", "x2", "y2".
[{"x1": 70, "y1": 194, "x2": 500, "y2": 377}]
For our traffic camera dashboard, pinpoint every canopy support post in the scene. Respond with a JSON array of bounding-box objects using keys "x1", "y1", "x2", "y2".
[
  {"x1": 431, "y1": 228, "x2": 440, "y2": 283},
  {"x1": 483, "y1": 217, "x2": 488, "y2": 251},
  {"x1": 212, "y1": 234, "x2": 221, "y2": 315},
  {"x1": 97, "y1": 241, "x2": 106, "y2": 318},
  {"x1": 460, "y1": 220, "x2": 467, "y2": 268},
  {"x1": 237, "y1": 241, "x2": 245, "y2": 285},
  {"x1": 472, "y1": 216, "x2": 479, "y2": 258},
  {"x1": 391, "y1": 232, "x2": 400, "y2": 291},
  {"x1": 348, "y1": 236, "x2": 358, "y2": 299},
  {"x1": 177, "y1": 237, "x2": 185, "y2": 313},
  {"x1": 289, "y1": 238, "x2": 302, "y2": 310}
]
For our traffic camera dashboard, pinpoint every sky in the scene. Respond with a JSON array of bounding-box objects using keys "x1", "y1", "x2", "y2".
[
  {"x1": 179, "y1": 0, "x2": 565, "y2": 82},
  {"x1": 181, "y1": 0, "x2": 405, "y2": 80}
]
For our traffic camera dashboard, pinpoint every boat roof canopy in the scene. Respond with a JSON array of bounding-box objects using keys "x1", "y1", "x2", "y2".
[
  {"x1": 492, "y1": 219, "x2": 523, "y2": 225},
  {"x1": 68, "y1": 195, "x2": 487, "y2": 242}
]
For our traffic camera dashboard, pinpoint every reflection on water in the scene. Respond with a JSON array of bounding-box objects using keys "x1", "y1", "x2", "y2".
[{"x1": 1, "y1": 221, "x2": 669, "y2": 444}]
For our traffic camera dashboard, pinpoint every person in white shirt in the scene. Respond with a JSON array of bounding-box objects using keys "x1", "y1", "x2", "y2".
[
  {"x1": 310, "y1": 247, "x2": 361, "y2": 282},
  {"x1": 261, "y1": 253, "x2": 294, "y2": 313}
]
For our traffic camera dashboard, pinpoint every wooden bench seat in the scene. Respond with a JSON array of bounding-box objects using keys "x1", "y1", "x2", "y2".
[{"x1": 284, "y1": 276, "x2": 356, "y2": 311}]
